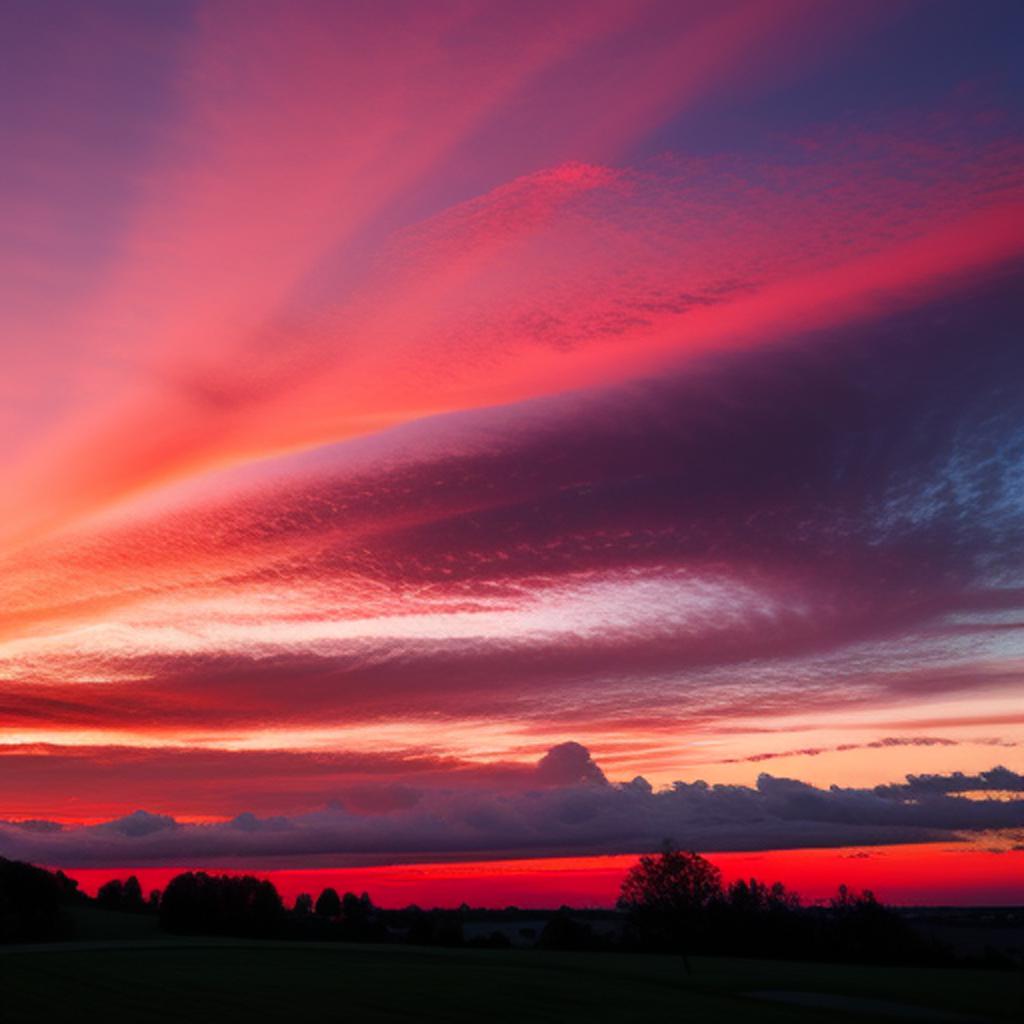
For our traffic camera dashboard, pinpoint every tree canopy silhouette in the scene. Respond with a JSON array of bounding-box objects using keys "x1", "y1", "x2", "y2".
[
  {"x1": 97, "y1": 874, "x2": 146, "y2": 913},
  {"x1": 315, "y1": 887, "x2": 341, "y2": 919},
  {"x1": 618, "y1": 842, "x2": 723, "y2": 916},
  {"x1": 617, "y1": 842, "x2": 724, "y2": 963},
  {"x1": 0, "y1": 857, "x2": 80, "y2": 942},
  {"x1": 159, "y1": 871, "x2": 283, "y2": 936}
]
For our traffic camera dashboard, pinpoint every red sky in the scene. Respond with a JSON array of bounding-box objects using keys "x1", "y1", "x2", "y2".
[
  {"x1": 1, "y1": 1, "x2": 1023, "y2": 903},
  {"x1": 66, "y1": 846, "x2": 1024, "y2": 909}
]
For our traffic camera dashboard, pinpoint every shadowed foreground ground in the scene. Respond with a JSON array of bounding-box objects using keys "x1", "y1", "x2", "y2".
[{"x1": 2, "y1": 937, "x2": 1021, "y2": 1024}]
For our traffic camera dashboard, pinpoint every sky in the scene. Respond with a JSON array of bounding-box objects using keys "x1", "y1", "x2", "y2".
[{"x1": 1, "y1": 0, "x2": 1023, "y2": 904}]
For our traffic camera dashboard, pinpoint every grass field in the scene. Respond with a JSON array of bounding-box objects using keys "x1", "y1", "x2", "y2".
[{"x1": 3, "y1": 934, "x2": 1021, "y2": 1023}]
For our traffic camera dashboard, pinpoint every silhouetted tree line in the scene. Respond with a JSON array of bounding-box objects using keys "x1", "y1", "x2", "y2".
[
  {"x1": 0, "y1": 856, "x2": 83, "y2": 942},
  {"x1": 612, "y1": 842, "x2": 946, "y2": 966},
  {"x1": 2, "y1": 853, "x2": 1017, "y2": 967},
  {"x1": 140, "y1": 851, "x2": 960, "y2": 966},
  {"x1": 159, "y1": 871, "x2": 284, "y2": 936},
  {"x1": 96, "y1": 874, "x2": 156, "y2": 914},
  {"x1": 286, "y1": 886, "x2": 387, "y2": 941}
]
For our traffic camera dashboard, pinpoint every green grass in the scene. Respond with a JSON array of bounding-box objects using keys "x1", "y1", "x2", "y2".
[{"x1": 2, "y1": 940, "x2": 1021, "y2": 1023}]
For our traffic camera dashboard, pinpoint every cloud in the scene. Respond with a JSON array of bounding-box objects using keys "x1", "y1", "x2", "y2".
[
  {"x1": 535, "y1": 742, "x2": 608, "y2": 786},
  {"x1": 0, "y1": 3, "x2": 1021, "y2": 824},
  {"x1": 875, "y1": 767, "x2": 1024, "y2": 799},
  {"x1": 99, "y1": 810, "x2": 177, "y2": 838},
  {"x1": 0, "y1": 740, "x2": 620, "y2": 822},
  {"x1": 717, "y1": 736, "x2": 1017, "y2": 765},
  {"x1": 2, "y1": 0, "x2": 889, "y2": 546},
  {"x1": 1, "y1": 266, "x2": 1022, "y2": 757},
  {"x1": 1, "y1": 746, "x2": 1021, "y2": 869}
]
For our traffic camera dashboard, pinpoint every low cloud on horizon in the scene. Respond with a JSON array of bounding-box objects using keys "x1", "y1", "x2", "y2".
[{"x1": 2, "y1": 743, "x2": 1021, "y2": 869}]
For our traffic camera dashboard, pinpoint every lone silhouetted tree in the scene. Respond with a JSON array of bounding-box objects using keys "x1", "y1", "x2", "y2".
[
  {"x1": 293, "y1": 893, "x2": 313, "y2": 916},
  {"x1": 315, "y1": 887, "x2": 341, "y2": 919},
  {"x1": 122, "y1": 875, "x2": 145, "y2": 912},
  {"x1": 97, "y1": 878, "x2": 124, "y2": 910},
  {"x1": 618, "y1": 841, "x2": 722, "y2": 916},
  {"x1": 617, "y1": 841, "x2": 723, "y2": 969}
]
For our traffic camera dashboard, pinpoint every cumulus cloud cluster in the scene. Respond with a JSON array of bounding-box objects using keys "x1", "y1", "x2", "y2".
[{"x1": 2, "y1": 745, "x2": 1021, "y2": 869}]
